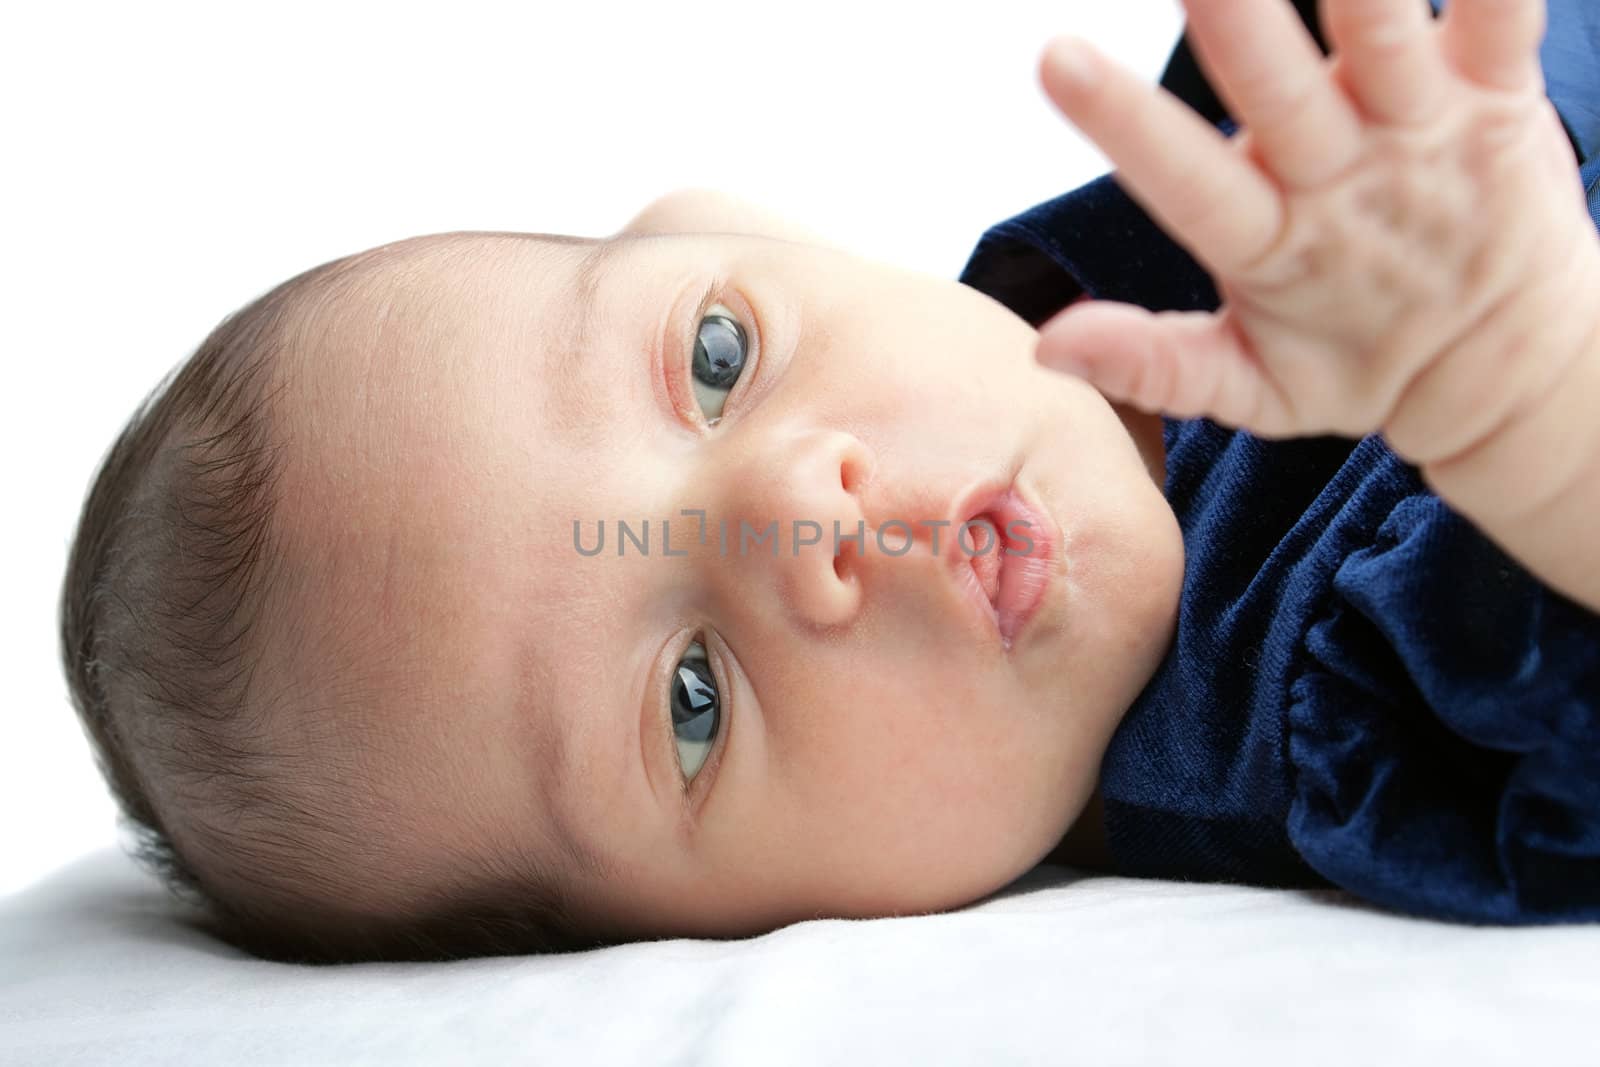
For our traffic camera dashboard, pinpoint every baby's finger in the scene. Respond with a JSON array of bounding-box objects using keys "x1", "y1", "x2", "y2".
[
  {"x1": 1321, "y1": 0, "x2": 1450, "y2": 125},
  {"x1": 1039, "y1": 36, "x2": 1283, "y2": 281},
  {"x1": 1440, "y1": 0, "x2": 1548, "y2": 92},
  {"x1": 1034, "y1": 301, "x2": 1297, "y2": 437},
  {"x1": 1176, "y1": 0, "x2": 1366, "y2": 186}
]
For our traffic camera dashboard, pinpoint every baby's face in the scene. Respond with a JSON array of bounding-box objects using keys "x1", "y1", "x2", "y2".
[{"x1": 272, "y1": 223, "x2": 1183, "y2": 940}]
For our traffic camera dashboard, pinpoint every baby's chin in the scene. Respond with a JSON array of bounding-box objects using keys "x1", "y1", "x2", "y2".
[{"x1": 1012, "y1": 381, "x2": 1182, "y2": 702}]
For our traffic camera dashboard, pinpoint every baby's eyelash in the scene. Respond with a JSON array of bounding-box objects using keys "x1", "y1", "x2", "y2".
[
  {"x1": 689, "y1": 280, "x2": 719, "y2": 327},
  {"x1": 685, "y1": 281, "x2": 719, "y2": 364}
]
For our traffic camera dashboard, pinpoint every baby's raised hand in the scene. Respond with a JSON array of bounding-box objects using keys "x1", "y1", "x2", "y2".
[{"x1": 1034, "y1": 0, "x2": 1600, "y2": 464}]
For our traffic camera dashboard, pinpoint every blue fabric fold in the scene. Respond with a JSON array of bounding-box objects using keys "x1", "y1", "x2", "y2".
[
  {"x1": 1286, "y1": 493, "x2": 1600, "y2": 922},
  {"x1": 956, "y1": 0, "x2": 1600, "y2": 922}
]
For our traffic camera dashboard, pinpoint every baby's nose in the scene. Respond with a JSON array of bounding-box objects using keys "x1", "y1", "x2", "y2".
[{"x1": 718, "y1": 428, "x2": 875, "y2": 631}]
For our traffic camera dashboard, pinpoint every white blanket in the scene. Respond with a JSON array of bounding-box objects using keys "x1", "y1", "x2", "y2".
[{"x1": 4, "y1": 847, "x2": 1597, "y2": 1065}]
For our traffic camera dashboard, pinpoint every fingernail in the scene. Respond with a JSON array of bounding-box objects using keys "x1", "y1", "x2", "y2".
[{"x1": 1045, "y1": 37, "x2": 1097, "y2": 88}]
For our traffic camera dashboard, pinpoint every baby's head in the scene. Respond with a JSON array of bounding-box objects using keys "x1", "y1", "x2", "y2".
[{"x1": 59, "y1": 191, "x2": 1183, "y2": 964}]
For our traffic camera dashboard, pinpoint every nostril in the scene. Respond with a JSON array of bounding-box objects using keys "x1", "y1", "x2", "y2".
[
  {"x1": 833, "y1": 545, "x2": 863, "y2": 592},
  {"x1": 840, "y1": 440, "x2": 874, "y2": 495}
]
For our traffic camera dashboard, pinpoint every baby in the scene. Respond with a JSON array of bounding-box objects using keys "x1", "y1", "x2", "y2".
[
  {"x1": 57, "y1": 191, "x2": 1183, "y2": 962},
  {"x1": 58, "y1": 0, "x2": 1600, "y2": 964}
]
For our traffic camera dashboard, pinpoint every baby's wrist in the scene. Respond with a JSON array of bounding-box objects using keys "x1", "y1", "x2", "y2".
[
  {"x1": 1417, "y1": 302, "x2": 1600, "y2": 525},
  {"x1": 1408, "y1": 291, "x2": 1600, "y2": 615}
]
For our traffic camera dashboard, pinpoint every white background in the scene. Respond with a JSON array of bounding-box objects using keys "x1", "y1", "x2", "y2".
[{"x1": 2, "y1": 0, "x2": 1184, "y2": 897}]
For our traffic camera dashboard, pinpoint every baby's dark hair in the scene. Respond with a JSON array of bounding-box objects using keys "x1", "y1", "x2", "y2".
[{"x1": 58, "y1": 235, "x2": 610, "y2": 964}]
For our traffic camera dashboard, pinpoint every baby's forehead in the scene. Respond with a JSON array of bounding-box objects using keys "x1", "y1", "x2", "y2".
[
  {"x1": 273, "y1": 231, "x2": 641, "y2": 581},
  {"x1": 319, "y1": 230, "x2": 590, "y2": 331},
  {"x1": 281, "y1": 234, "x2": 575, "y2": 395},
  {"x1": 271, "y1": 229, "x2": 606, "y2": 604}
]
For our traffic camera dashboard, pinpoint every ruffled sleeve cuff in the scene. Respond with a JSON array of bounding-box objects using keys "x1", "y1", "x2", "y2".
[{"x1": 1286, "y1": 493, "x2": 1600, "y2": 923}]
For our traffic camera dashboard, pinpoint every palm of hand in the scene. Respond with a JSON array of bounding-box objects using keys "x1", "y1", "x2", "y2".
[{"x1": 1035, "y1": 0, "x2": 1599, "y2": 464}]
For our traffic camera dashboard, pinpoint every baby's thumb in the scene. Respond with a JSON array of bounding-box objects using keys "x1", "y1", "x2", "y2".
[
  {"x1": 1034, "y1": 300, "x2": 1171, "y2": 404},
  {"x1": 1035, "y1": 301, "x2": 1267, "y2": 430}
]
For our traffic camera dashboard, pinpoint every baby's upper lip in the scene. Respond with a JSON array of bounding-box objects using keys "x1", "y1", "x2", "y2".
[
  {"x1": 858, "y1": 476, "x2": 1007, "y2": 559},
  {"x1": 853, "y1": 475, "x2": 1015, "y2": 609},
  {"x1": 941, "y1": 478, "x2": 1016, "y2": 574}
]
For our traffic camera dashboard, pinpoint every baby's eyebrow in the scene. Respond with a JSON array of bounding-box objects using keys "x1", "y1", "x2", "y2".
[
  {"x1": 550, "y1": 796, "x2": 621, "y2": 889},
  {"x1": 528, "y1": 683, "x2": 624, "y2": 893},
  {"x1": 544, "y1": 238, "x2": 634, "y2": 438}
]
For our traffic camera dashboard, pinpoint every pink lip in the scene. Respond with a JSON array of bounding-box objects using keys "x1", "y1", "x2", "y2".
[{"x1": 947, "y1": 480, "x2": 1057, "y2": 651}]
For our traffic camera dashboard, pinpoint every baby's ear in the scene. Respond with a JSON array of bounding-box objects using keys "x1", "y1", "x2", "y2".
[{"x1": 616, "y1": 187, "x2": 841, "y2": 248}]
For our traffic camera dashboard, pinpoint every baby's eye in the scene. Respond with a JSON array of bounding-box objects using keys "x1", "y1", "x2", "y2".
[
  {"x1": 669, "y1": 639, "x2": 721, "y2": 781},
  {"x1": 690, "y1": 305, "x2": 748, "y2": 424}
]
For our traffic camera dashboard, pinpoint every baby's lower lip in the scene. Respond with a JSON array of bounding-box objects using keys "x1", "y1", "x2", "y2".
[{"x1": 986, "y1": 489, "x2": 1055, "y2": 650}]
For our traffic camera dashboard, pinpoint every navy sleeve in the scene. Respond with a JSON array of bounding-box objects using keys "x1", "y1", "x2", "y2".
[{"x1": 1285, "y1": 493, "x2": 1600, "y2": 923}]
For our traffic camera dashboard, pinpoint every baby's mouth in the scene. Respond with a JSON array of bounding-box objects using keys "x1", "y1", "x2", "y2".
[{"x1": 954, "y1": 494, "x2": 1057, "y2": 650}]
